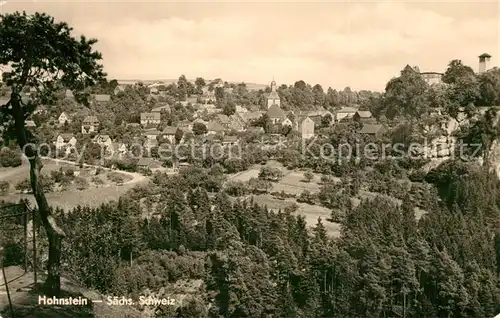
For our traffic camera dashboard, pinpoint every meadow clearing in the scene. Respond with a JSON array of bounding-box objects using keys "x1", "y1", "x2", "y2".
[
  {"x1": 0, "y1": 159, "x2": 147, "y2": 211},
  {"x1": 244, "y1": 194, "x2": 341, "y2": 237}
]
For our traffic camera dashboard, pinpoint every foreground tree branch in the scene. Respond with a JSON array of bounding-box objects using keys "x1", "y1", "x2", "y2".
[{"x1": 0, "y1": 11, "x2": 106, "y2": 296}]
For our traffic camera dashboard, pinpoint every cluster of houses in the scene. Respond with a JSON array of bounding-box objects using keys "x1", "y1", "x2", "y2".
[{"x1": 50, "y1": 80, "x2": 388, "y2": 169}]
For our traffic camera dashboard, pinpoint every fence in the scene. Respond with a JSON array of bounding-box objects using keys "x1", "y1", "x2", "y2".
[{"x1": 0, "y1": 201, "x2": 38, "y2": 318}]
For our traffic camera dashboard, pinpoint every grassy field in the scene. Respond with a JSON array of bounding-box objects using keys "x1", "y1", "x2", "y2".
[
  {"x1": 0, "y1": 160, "x2": 134, "y2": 194},
  {"x1": 228, "y1": 169, "x2": 260, "y2": 182},
  {"x1": 246, "y1": 194, "x2": 341, "y2": 237},
  {"x1": 272, "y1": 171, "x2": 323, "y2": 195},
  {"x1": 4, "y1": 182, "x2": 142, "y2": 211},
  {"x1": 0, "y1": 159, "x2": 144, "y2": 211}
]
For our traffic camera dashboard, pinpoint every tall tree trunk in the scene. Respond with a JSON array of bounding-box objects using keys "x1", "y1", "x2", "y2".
[{"x1": 12, "y1": 98, "x2": 65, "y2": 296}]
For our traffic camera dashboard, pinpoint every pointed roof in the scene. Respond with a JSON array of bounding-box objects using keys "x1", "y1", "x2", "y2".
[
  {"x1": 94, "y1": 94, "x2": 111, "y2": 102},
  {"x1": 58, "y1": 134, "x2": 75, "y2": 142},
  {"x1": 267, "y1": 104, "x2": 285, "y2": 118},
  {"x1": 337, "y1": 107, "x2": 357, "y2": 114},
  {"x1": 267, "y1": 90, "x2": 280, "y2": 100},
  {"x1": 83, "y1": 116, "x2": 99, "y2": 123},
  {"x1": 140, "y1": 112, "x2": 161, "y2": 120},
  {"x1": 207, "y1": 121, "x2": 225, "y2": 132},
  {"x1": 355, "y1": 110, "x2": 372, "y2": 118},
  {"x1": 359, "y1": 124, "x2": 384, "y2": 135},
  {"x1": 163, "y1": 126, "x2": 178, "y2": 135}
]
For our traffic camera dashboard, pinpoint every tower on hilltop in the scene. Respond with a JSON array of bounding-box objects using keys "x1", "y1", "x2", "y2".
[{"x1": 479, "y1": 53, "x2": 492, "y2": 74}]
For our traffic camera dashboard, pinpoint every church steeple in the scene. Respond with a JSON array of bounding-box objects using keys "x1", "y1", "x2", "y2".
[{"x1": 267, "y1": 77, "x2": 280, "y2": 109}]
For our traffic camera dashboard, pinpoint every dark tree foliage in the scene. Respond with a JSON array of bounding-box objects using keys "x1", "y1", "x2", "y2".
[{"x1": 0, "y1": 11, "x2": 105, "y2": 295}]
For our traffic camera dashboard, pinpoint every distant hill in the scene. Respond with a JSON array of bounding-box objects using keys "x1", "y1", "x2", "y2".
[{"x1": 116, "y1": 79, "x2": 268, "y2": 91}]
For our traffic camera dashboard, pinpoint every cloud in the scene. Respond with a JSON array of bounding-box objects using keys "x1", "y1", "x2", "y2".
[{"x1": 2, "y1": 1, "x2": 499, "y2": 91}]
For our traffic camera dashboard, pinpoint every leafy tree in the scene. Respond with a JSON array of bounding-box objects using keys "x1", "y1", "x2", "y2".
[
  {"x1": 477, "y1": 68, "x2": 500, "y2": 106},
  {"x1": 192, "y1": 122, "x2": 207, "y2": 136},
  {"x1": 442, "y1": 60, "x2": 480, "y2": 110},
  {"x1": 0, "y1": 11, "x2": 105, "y2": 295},
  {"x1": 320, "y1": 113, "x2": 333, "y2": 128},
  {"x1": 175, "y1": 128, "x2": 184, "y2": 144},
  {"x1": 303, "y1": 171, "x2": 314, "y2": 183},
  {"x1": 222, "y1": 101, "x2": 236, "y2": 116},
  {"x1": 259, "y1": 166, "x2": 283, "y2": 181},
  {"x1": 0, "y1": 147, "x2": 22, "y2": 167},
  {"x1": 384, "y1": 66, "x2": 429, "y2": 119}
]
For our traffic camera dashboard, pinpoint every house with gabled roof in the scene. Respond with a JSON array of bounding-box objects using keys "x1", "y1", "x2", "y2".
[
  {"x1": 93, "y1": 94, "x2": 111, "y2": 103},
  {"x1": 299, "y1": 117, "x2": 315, "y2": 139},
  {"x1": 137, "y1": 157, "x2": 162, "y2": 171},
  {"x1": 221, "y1": 135, "x2": 239, "y2": 146},
  {"x1": 177, "y1": 121, "x2": 193, "y2": 132},
  {"x1": 353, "y1": 110, "x2": 374, "y2": 123},
  {"x1": 267, "y1": 104, "x2": 285, "y2": 124},
  {"x1": 216, "y1": 114, "x2": 231, "y2": 129},
  {"x1": 114, "y1": 85, "x2": 126, "y2": 95},
  {"x1": 180, "y1": 96, "x2": 199, "y2": 107},
  {"x1": 93, "y1": 134, "x2": 113, "y2": 149},
  {"x1": 240, "y1": 111, "x2": 263, "y2": 124},
  {"x1": 151, "y1": 104, "x2": 171, "y2": 113},
  {"x1": 235, "y1": 105, "x2": 247, "y2": 113},
  {"x1": 82, "y1": 116, "x2": 99, "y2": 134},
  {"x1": 55, "y1": 134, "x2": 77, "y2": 151},
  {"x1": 359, "y1": 124, "x2": 386, "y2": 138},
  {"x1": 162, "y1": 126, "x2": 178, "y2": 143},
  {"x1": 111, "y1": 142, "x2": 128, "y2": 156},
  {"x1": 65, "y1": 90, "x2": 74, "y2": 99},
  {"x1": 58, "y1": 112, "x2": 71, "y2": 125},
  {"x1": 335, "y1": 107, "x2": 357, "y2": 122},
  {"x1": 140, "y1": 112, "x2": 161, "y2": 126},
  {"x1": 207, "y1": 121, "x2": 225, "y2": 135},
  {"x1": 143, "y1": 129, "x2": 161, "y2": 140},
  {"x1": 229, "y1": 114, "x2": 245, "y2": 132}
]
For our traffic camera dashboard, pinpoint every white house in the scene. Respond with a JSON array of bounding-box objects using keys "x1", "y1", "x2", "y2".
[
  {"x1": 282, "y1": 118, "x2": 293, "y2": 127},
  {"x1": 93, "y1": 134, "x2": 113, "y2": 149},
  {"x1": 144, "y1": 129, "x2": 161, "y2": 140},
  {"x1": 163, "y1": 126, "x2": 178, "y2": 143},
  {"x1": 299, "y1": 117, "x2": 315, "y2": 139},
  {"x1": 58, "y1": 112, "x2": 71, "y2": 125},
  {"x1": 54, "y1": 134, "x2": 77, "y2": 155},
  {"x1": 82, "y1": 116, "x2": 99, "y2": 134},
  {"x1": 111, "y1": 142, "x2": 128, "y2": 156}
]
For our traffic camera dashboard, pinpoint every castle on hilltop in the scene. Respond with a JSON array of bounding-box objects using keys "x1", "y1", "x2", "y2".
[{"x1": 403, "y1": 53, "x2": 494, "y2": 86}]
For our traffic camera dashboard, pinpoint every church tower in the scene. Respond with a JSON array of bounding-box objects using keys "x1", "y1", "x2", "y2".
[{"x1": 267, "y1": 79, "x2": 281, "y2": 109}]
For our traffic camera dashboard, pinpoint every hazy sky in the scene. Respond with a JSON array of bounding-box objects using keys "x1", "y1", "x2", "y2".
[{"x1": 1, "y1": 1, "x2": 499, "y2": 91}]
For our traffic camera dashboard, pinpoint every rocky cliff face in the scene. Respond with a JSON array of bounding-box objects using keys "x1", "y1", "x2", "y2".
[{"x1": 419, "y1": 108, "x2": 500, "y2": 178}]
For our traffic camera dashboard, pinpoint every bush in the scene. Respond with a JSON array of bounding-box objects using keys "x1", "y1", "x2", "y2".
[
  {"x1": 303, "y1": 171, "x2": 314, "y2": 183},
  {"x1": 15, "y1": 178, "x2": 31, "y2": 193},
  {"x1": 74, "y1": 177, "x2": 88, "y2": 190},
  {"x1": 0, "y1": 180, "x2": 9, "y2": 195},
  {"x1": 225, "y1": 181, "x2": 248, "y2": 197},
  {"x1": 107, "y1": 172, "x2": 125, "y2": 185},
  {"x1": 0, "y1": 147, "x2": 22, "y2": 167},
  {"x1": 91, "y1": 176, "x2": 105, "y2": 186},
  {"x1": 65, "y1": 167, "x2": 75, "y2": 177}
]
